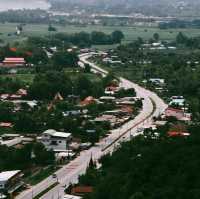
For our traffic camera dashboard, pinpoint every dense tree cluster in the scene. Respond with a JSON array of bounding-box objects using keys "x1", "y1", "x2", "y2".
[
  {"x1": 83, "y1": 124, "x2": 200, "y2": 199},
  {"x1": 28, "y1": 71, "x2": 104, "y2": 100},
  {"x1": 0, "y1": 10, "x2": 50, "y2": 24},
  {"x1": 0, "y1": 143, "x2": 55, "y2": 171},
  {"x1": 159, "y1": 20, "x2": 200, "y2": 29},
  {"x1": 27, "y1": 30, "x2": 124, "y2": 49}
]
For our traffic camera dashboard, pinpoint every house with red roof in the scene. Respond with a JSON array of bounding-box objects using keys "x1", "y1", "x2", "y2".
[
  {"x1": 71, "y1": 186, "x2": 93, "y2": 196},
  {"x1": 80, "y1": 96, "x2": 96, "y2": 106},
  {"x1": 168, "y1": 131, "x2": 190, "y2": 137},
  {"x1": 2, "y1": 58, "x2": 26, "y2": 67}
]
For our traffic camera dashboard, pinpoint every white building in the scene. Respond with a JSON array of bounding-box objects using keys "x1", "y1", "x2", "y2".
[
  {"x1": 169, "y1": 96, "x2": 185, "y2": 107},
  {"x1": 63, "y1": 194, "x2": 82, "y2": 199},
  {"x1": 0, "y1": 170, "x2": 23, "y2": 194},
  {"x1": 40, "y1": 129, "x2": 72, "y2": 152},
  {"x1": 149, "y1": 78, "x2": 165, "y2": 85}
]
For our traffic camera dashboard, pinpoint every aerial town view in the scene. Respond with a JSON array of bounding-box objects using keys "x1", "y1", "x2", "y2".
[{"x1": 0, "y1": 0, "x2": 200, "y2": 199}]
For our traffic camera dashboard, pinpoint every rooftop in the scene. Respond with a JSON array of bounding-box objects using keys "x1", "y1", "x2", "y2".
[
  {"x1": 63, "y1": 194, "x2": 82, "y2": 199},
  {"x1": 3, "y1": 58, "x2": 25, "y2": 63},
  {"x1": 43, "y1": 129, "x2": 71, "y2": 138},
  {"x1": 0, "y1": 170, "x2": 21, "y2": 182},
  {"x1": 71, "y1": 186, "x2": 93, "y2": 194},
  {"x1": 165, "y1": 107, "x2": 184, "y2": 113}
]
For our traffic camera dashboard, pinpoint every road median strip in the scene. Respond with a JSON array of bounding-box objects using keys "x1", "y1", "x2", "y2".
[{"x1": 33, "y1": 182, "x2": 59, "y2": 199}]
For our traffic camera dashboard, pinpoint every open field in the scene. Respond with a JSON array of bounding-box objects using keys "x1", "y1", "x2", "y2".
[{"x1": 1, "y1": 23, "x2": 200, "y2": 48}]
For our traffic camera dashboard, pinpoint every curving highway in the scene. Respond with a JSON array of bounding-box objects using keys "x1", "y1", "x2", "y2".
[{"x1": 16, "y1": 53, "x2": 167, "y2": 199}]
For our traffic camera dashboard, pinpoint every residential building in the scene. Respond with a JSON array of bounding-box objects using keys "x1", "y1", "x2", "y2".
[
  {"x1": 149, "y1": 78, "x2": 165, "y2": 85},
  {"x1": 0, "y1": 170, "x2": 24, "y2": 194},
  {"x1": 80, "y1": 96, "x2": 96, "y2": 106},
  {"x1": 169, "y1": 97, "x2": 185, "y2": 107},
  {"x1": 40, "y1": 129, "x2": 72, "y2": 152},
  {"x1": 71, "y1": 186, "x2": 93, "y2": 196},
  {"x1": 0, "y1": 134, "x2": 34, "y2": 148},
  {"x1": 105, "y1": 86, "x2": 120, "y2": 95}
]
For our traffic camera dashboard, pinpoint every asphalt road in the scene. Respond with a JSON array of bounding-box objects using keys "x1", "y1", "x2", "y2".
[{"x1": 16, "y1": 53, "x2": 167, "y2": 199}]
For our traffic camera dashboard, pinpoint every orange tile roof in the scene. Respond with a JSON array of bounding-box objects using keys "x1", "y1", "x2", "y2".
[
  {"x1": 10, "y1": 47, "x2": 17, "y2": 52},
  {"x1": 71, "y1": 186, "x2": 93, "y2": 194},
  {"x1": 80, "y1": 96, "x2": 95, "y2": 106}
]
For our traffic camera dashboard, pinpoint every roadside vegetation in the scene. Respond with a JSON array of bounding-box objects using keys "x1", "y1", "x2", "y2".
[{"x1": 80, "y1": 123, "x2": 200, "y2": 199}]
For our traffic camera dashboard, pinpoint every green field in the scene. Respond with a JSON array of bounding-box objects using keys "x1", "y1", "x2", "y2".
[{"x1": 1, "y1": 22, "x2": 200, "y2": 46}]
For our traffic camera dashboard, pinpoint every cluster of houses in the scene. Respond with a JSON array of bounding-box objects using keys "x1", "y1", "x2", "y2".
[
  {"x1": 92, "y1": 96, "x2": 136, "y2": 128},
  {"x1": 79, "y1": 82, "x2": 141, "y2": 128},
  {"x1": 100, "y1": 52, "x2": 123, "y2": 66},
  {"x1": 0, "y1": 133, "x2": 34, "y2": 148},
  {"x1": 141, "y1": 42, "x2": 177, "y2": 51},
  {"x1": 143, "y1": 77, "x2": 191, "y2": 122},
  {"x1": 0, "y1": 89, "x2": 28, "y2": 101},
  {"x1": 0, "y1": 87, "x2": 191, "y2": 197},
  {"x1": 143, "y1": 78, "x2": 167, "y2": 93}
]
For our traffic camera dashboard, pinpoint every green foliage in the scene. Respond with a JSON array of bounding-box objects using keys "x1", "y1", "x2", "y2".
[
  {"x1": 84, "y1": 125, "x2": 200, "y2": 199},
  {"x1": 0, "y1": 101, "x2": 14, "y2": 122},
  {"x1": 48, "y1": 25, "x2": 57, "y2": 32},
  {"x1": 33, "y1": 143, "x2": 55, "y2": 165},
  {"x1": 115, "y1": 88, "x2": 136, "y2": 98},
  {"x1": 28, "y1": 71, "x2": 73, "y2": 100},
  {"x1": 0, "y1": 143, "x2": 55, "y2": 171},
  {"x1": 153, "y1": 32, "x2": 159, "y2": 41},
  {"x1": 111, "y1": 30, "x2": 124, "y2": 44},
  {"x1": 0, "y1": 77, "x2": 24, "y2": 93},
  {"x1": 84, "y1": 63, "x2": 91, "y2": 73},
  {"x1": 52, "y1": 51, "x2": 79, "y2": 69}
]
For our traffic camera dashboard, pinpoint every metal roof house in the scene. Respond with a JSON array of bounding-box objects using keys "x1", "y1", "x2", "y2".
[
  {"x1": 40, "y1": 129, "x2": 72, "y2": 152},
  {"x1": 0, "y1": 170, "x2": 24, "y2": 194}
]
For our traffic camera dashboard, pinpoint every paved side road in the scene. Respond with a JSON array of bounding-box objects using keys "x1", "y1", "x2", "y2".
[{"x1": 16, "y1": 53, "x2": 167, "y2": 199}]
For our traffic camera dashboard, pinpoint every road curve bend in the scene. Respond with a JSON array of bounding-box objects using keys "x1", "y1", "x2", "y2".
[{"x1": 16, "y1": 53, "x2": 167, "y2": 199}]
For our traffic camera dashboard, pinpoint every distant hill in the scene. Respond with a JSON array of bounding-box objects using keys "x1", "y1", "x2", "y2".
[{"x1": 49, "y1": 0, "x2": 200, "y2": 17}]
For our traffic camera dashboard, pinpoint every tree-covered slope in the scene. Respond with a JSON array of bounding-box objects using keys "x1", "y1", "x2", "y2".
[{"x1": 83, "y1": 125, "x2": 200, "y2": 199}]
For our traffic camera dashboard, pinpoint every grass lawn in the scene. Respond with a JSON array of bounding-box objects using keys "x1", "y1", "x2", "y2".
[
  {"x1": 1, "y1": 22, "x2": 200, "y2": 48},
  {"x1": 64, "y1": 68, "x2": 102, "y2": 82}
]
